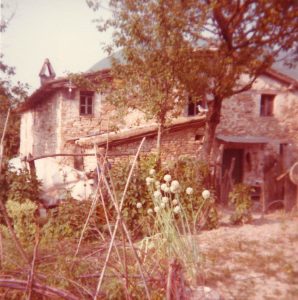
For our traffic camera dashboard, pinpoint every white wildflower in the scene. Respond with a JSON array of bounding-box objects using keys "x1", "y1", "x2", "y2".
[
  {"x1": 170, "y1": 186, "x2": 180, "y2": 194},
  {"x1": 149, "y1": 169, "x2": 156, "y2": 176},
  {"x1": 155, "y1": 180, "x2": 161, "y2": 189},
  {"x1": 154, "y1": 206, "x2": 160, "y2": 213},
  {"x1": 136, "y1": 202, "x2": 142, "y2": 209},
  {"x1": 164, "y1": 186, "x2": 171, "y2": 193},
  {"x1": 147, "y1": 208, "x2": 153, "y2": 214},
  {"x1": 173, "y1": 206, "x2": 181, "y2": 214},
  {"x1": 162, "y1": 196, "x2": 169, "y2": 204},
  {"x1": 160, "y1": 203, "x2": 165, "y2": 209},
  {"x1": 171, "y1": 180, "x2": 180, "y2": 188},
  {"x1": 153, "y1": 190, "x2": 161, "y2": 199},
  {"x1": 146, "y1": 177, "x2": 154, "y2": 186},
  {"x1": 163, "y1": 174, "x2": 172, "y2": 182},
  {"x1": 170, "y1": 180, "x2": 180, "y2": 193},
  {"x1": 161, "y1": 183, "x2": 167, "y2": 191},
  {"x1": 202, "y1": 189, "x2": 211, "y2": 200},
  {"x1": 186, "y1": 187, "x2": 193, "y2": 195},
  {"x1": 172, "y1": 199, "x2": 178, "y2": 205}
]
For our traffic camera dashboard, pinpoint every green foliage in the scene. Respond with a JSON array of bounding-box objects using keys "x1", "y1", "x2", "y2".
[
  {"x1": 0, "y1": 54, "x2": 28, "y2": 158},
  {"x1": 110, "y1": 154, "x2": 157, "y2": 237},
  {"x1": 0, "y1": 167, "x2": 41, "y2": 225},
  {"x1": 92, "y1": 0, "x2": 297, "y2": 160},
  {"x1": 229, "y1": 183, "x2": 252, "y2": 225},
  {"x1": 5, "y1": 199, "x2": 37, "y2": 243},
  {"x1": 2, "y1": 168, "x2": 107, "y2": 245},
  {"x1": 110, "y1": 155, "x2": 218, "y2": 238},
  {"x1": 2, "y1": 169, "x2": 39, "y2": 244},
  {"x1": 6, "y1": 168, "x2": 41, "y2": 204},
  {"x1": 165, "y1": 156, "x2": 218, "y2": 230},
  {"x1": 41, "y1": 199, "x2": 106, "y2": 242}
]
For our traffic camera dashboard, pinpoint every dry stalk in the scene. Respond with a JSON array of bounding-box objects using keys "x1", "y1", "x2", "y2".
[
  {"x1": 0, "y1": 108, "x2": 11, "y2": 173},
  {"x1": 74, "y1": 187, "x2": 99, "y2": 257},
  {"x1": 166, "y1": 259, "x2": 186, "y2": 300},
  {"x1": 121, "y1": 226, "x2": 131, "y2": 300},
  {"x1": 74, "y1": 144, "x2": 113, "y2": 257},
  {"x1": 102, "y1": 169, "x2": 151, "y2": 299},
  {"x1": 0, "y1": 278, "x2": 79, "y2": 300},
  {"x1": 0, "y1": 229, "x2": 2, "y2": 268},
  {"x1": 26, "y1": 225, "x2": 40, "y2": 299},
  {"x1": 94, "y1": 137, "x2": 150, "y2": 300}
]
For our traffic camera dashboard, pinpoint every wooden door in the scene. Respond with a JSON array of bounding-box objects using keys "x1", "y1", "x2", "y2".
[{"x1": 222, "y1": 148, "x2": 244, "y2": 184}]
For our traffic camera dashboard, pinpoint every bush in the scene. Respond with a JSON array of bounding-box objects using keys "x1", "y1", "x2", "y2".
[
  {"x1": 41, "y1": 199, "x2": 107, "y2": 242},
  {"x1": 163, "y1": 156, "x2": 218, "y2": 230},
  {"x1": 110, "y1": 155, "x2": 218, "y2": 237},
  {"x1": 229, "y1": 183, "x2": 252, "y2": 224},
  {"x1": 5, "y1": 199, "x2": 37, "y2": 244},
  {"x1": 110, "y1": 154, "x2": 157, "y2": 237},
  {"x1": 3, "y1": 168, "x2": 108, "y2": 245},
  {"x1": 6, "y1": 168, "x2": 41, "y2": 204}
]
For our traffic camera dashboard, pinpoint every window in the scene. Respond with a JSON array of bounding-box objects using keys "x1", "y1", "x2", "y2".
[
  {"x1": 187, "y1": 96, "x2": 198, "y2": 116},
  {"x1": 260, "y1": 94, "x2": 275, "y2": 116},
  {"x1": 80, "y1": 91, "x2": 94, "y2": 115}
]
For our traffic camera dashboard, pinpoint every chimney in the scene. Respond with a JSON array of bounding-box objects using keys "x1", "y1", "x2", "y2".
[{"x1": 39, "y1": 58, "x2": 56, "y2": 86}]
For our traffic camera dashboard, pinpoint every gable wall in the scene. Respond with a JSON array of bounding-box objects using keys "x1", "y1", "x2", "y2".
[{"x1": 20, "y1": 93, "x2": 62, "y2": 157}]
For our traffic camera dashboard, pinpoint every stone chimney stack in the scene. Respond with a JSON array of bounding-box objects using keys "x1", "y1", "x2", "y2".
[{"x1": 39, "y1": 58, "x2": 56, "y2": 86}]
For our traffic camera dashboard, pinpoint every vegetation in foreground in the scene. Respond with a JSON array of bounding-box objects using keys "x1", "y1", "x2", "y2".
[
  {"x1": 0, "y1": 152, "x2": 297, "y2": 300},
  {"x1": 0, "y1": 152, "x2": 259, "y2": 299}
]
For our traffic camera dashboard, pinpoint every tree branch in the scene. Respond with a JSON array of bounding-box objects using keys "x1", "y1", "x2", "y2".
[{"x1": 0, "y1": 278, "x2": 79, "y2": 300}]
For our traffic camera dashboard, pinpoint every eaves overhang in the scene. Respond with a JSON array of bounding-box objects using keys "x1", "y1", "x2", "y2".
[{"x1": 17, "y1": 69, "x2": 112, "y2": 113}]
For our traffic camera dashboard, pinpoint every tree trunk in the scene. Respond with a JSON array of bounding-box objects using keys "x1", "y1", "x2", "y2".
[
  {"x1": 156, "y1": 118, "x2": 165, "y2": 169},
  {"x1": 200, "y1": 96, "x2": 222, "y2": 163}
]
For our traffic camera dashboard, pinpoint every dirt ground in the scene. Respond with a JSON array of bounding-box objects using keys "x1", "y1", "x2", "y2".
[{"x1": 197, "y1": 210, "x2": 298, "y2": 300}]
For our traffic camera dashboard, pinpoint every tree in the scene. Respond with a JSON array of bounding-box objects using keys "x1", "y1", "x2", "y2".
[
  {"x1": 179, "y1": 0, "x2": 298, "y2": 160},
  {"x1": 0, "y1": 56, "x2": 28, "y2": 158},
  {"x1": 90, "y1": 0, "x2": 208, "y2": 165},
  {"x1": 90, "y1": 0, "x2": 297, "y2": 162}
]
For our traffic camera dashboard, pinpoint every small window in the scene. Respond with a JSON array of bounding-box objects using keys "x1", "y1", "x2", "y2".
[
  {"x1": 187, "y1": 96, "x2": 198, "y2": 116},
  {"x1": 80, "y1": 91, "x2": 94, "y2": 115},
  {"x1": 260, "y1": 94, "x2": 275, "y2": 116}
]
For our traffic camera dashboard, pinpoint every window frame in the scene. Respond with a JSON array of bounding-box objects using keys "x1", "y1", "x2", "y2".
[
  {"x1": 80, "y1": 91, "x2": 94, "y2": 116},
  {"x1": 187, "y1": 95, "x2": 199, "y2": 116},
  {"x1": 260, "y1": 94, "x2": 275, "y2": 117}
]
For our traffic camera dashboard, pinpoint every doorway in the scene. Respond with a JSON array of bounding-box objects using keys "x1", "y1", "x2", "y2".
[{"x1": 222, "y1": 148, "x2": 244, "y2": 183}]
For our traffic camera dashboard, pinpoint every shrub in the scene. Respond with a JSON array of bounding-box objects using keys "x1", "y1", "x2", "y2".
[
  {"x1": 110, "y1": 154, "x2": 157, "y2": 237},
  {"x1": 41, "y1": 199, "x2": 107, "y2": 242},
  {"x1": 229, "y1": 183, "x2": 252, "y2": 224},
  {"x1": 5, "y1": 199, "x2": 37, "y2": 244},
  {"x1": 6, "y1": 168, "x2": 41, "y2": 204},
  {"x1": 163, "y1": 156, "x2": 218, "y2": 230},
  {"x1": 110, "y1": 155, "x2": 218, "y2": 236}
]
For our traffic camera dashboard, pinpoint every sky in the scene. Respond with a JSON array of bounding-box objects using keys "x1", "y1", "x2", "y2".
[
  {"x1": 1, "y1": 0, "x2": 297, "y2": 94},
  {"x1": 1, "y1": 0, "x2": 112, "y2": 92}
]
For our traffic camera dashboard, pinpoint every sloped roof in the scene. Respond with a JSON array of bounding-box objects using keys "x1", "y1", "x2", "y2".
[
  {"x1": 89, "y1": 50, "x2": 297, "y2": 85},
  {"x1": 75, "y1": 115, "x2": 205, "y2": 148},
  {"x1": 88, "y1": 50, "x2": 124, "y2": 72},
  {"x1": 19, "y1": 51, "x2": 297, "y2": 113},
  {"x1": 217, "y1": 135, "x2": 289, "y2": 144}
]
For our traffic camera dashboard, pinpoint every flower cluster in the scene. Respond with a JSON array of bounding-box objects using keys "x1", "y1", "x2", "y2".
[
  {"x1": 146, "y1": 171, "x2": 194, "y2": 216},
  {"x1": 145, "y1": 169, "x2": 212, "y2": 220}
]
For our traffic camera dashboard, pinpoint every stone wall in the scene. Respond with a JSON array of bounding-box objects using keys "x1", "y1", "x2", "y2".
[
  {"x1": 20, "y1": 88, "x2": 151, "y2": 166},
  {"x1": 81, "y1": 126, "x2": 204, "y2": 171},
  {"x1": 217, "y1": 74, "x2": 298, "y2": 160},
  {"x1": 20, "y1": 93, "x2": 61, "y2": 157}
]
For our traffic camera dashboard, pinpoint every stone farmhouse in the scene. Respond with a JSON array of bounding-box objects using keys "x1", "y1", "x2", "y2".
[{"x1": 18, "y1": 56, "x2": 298, "y2": 208}]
